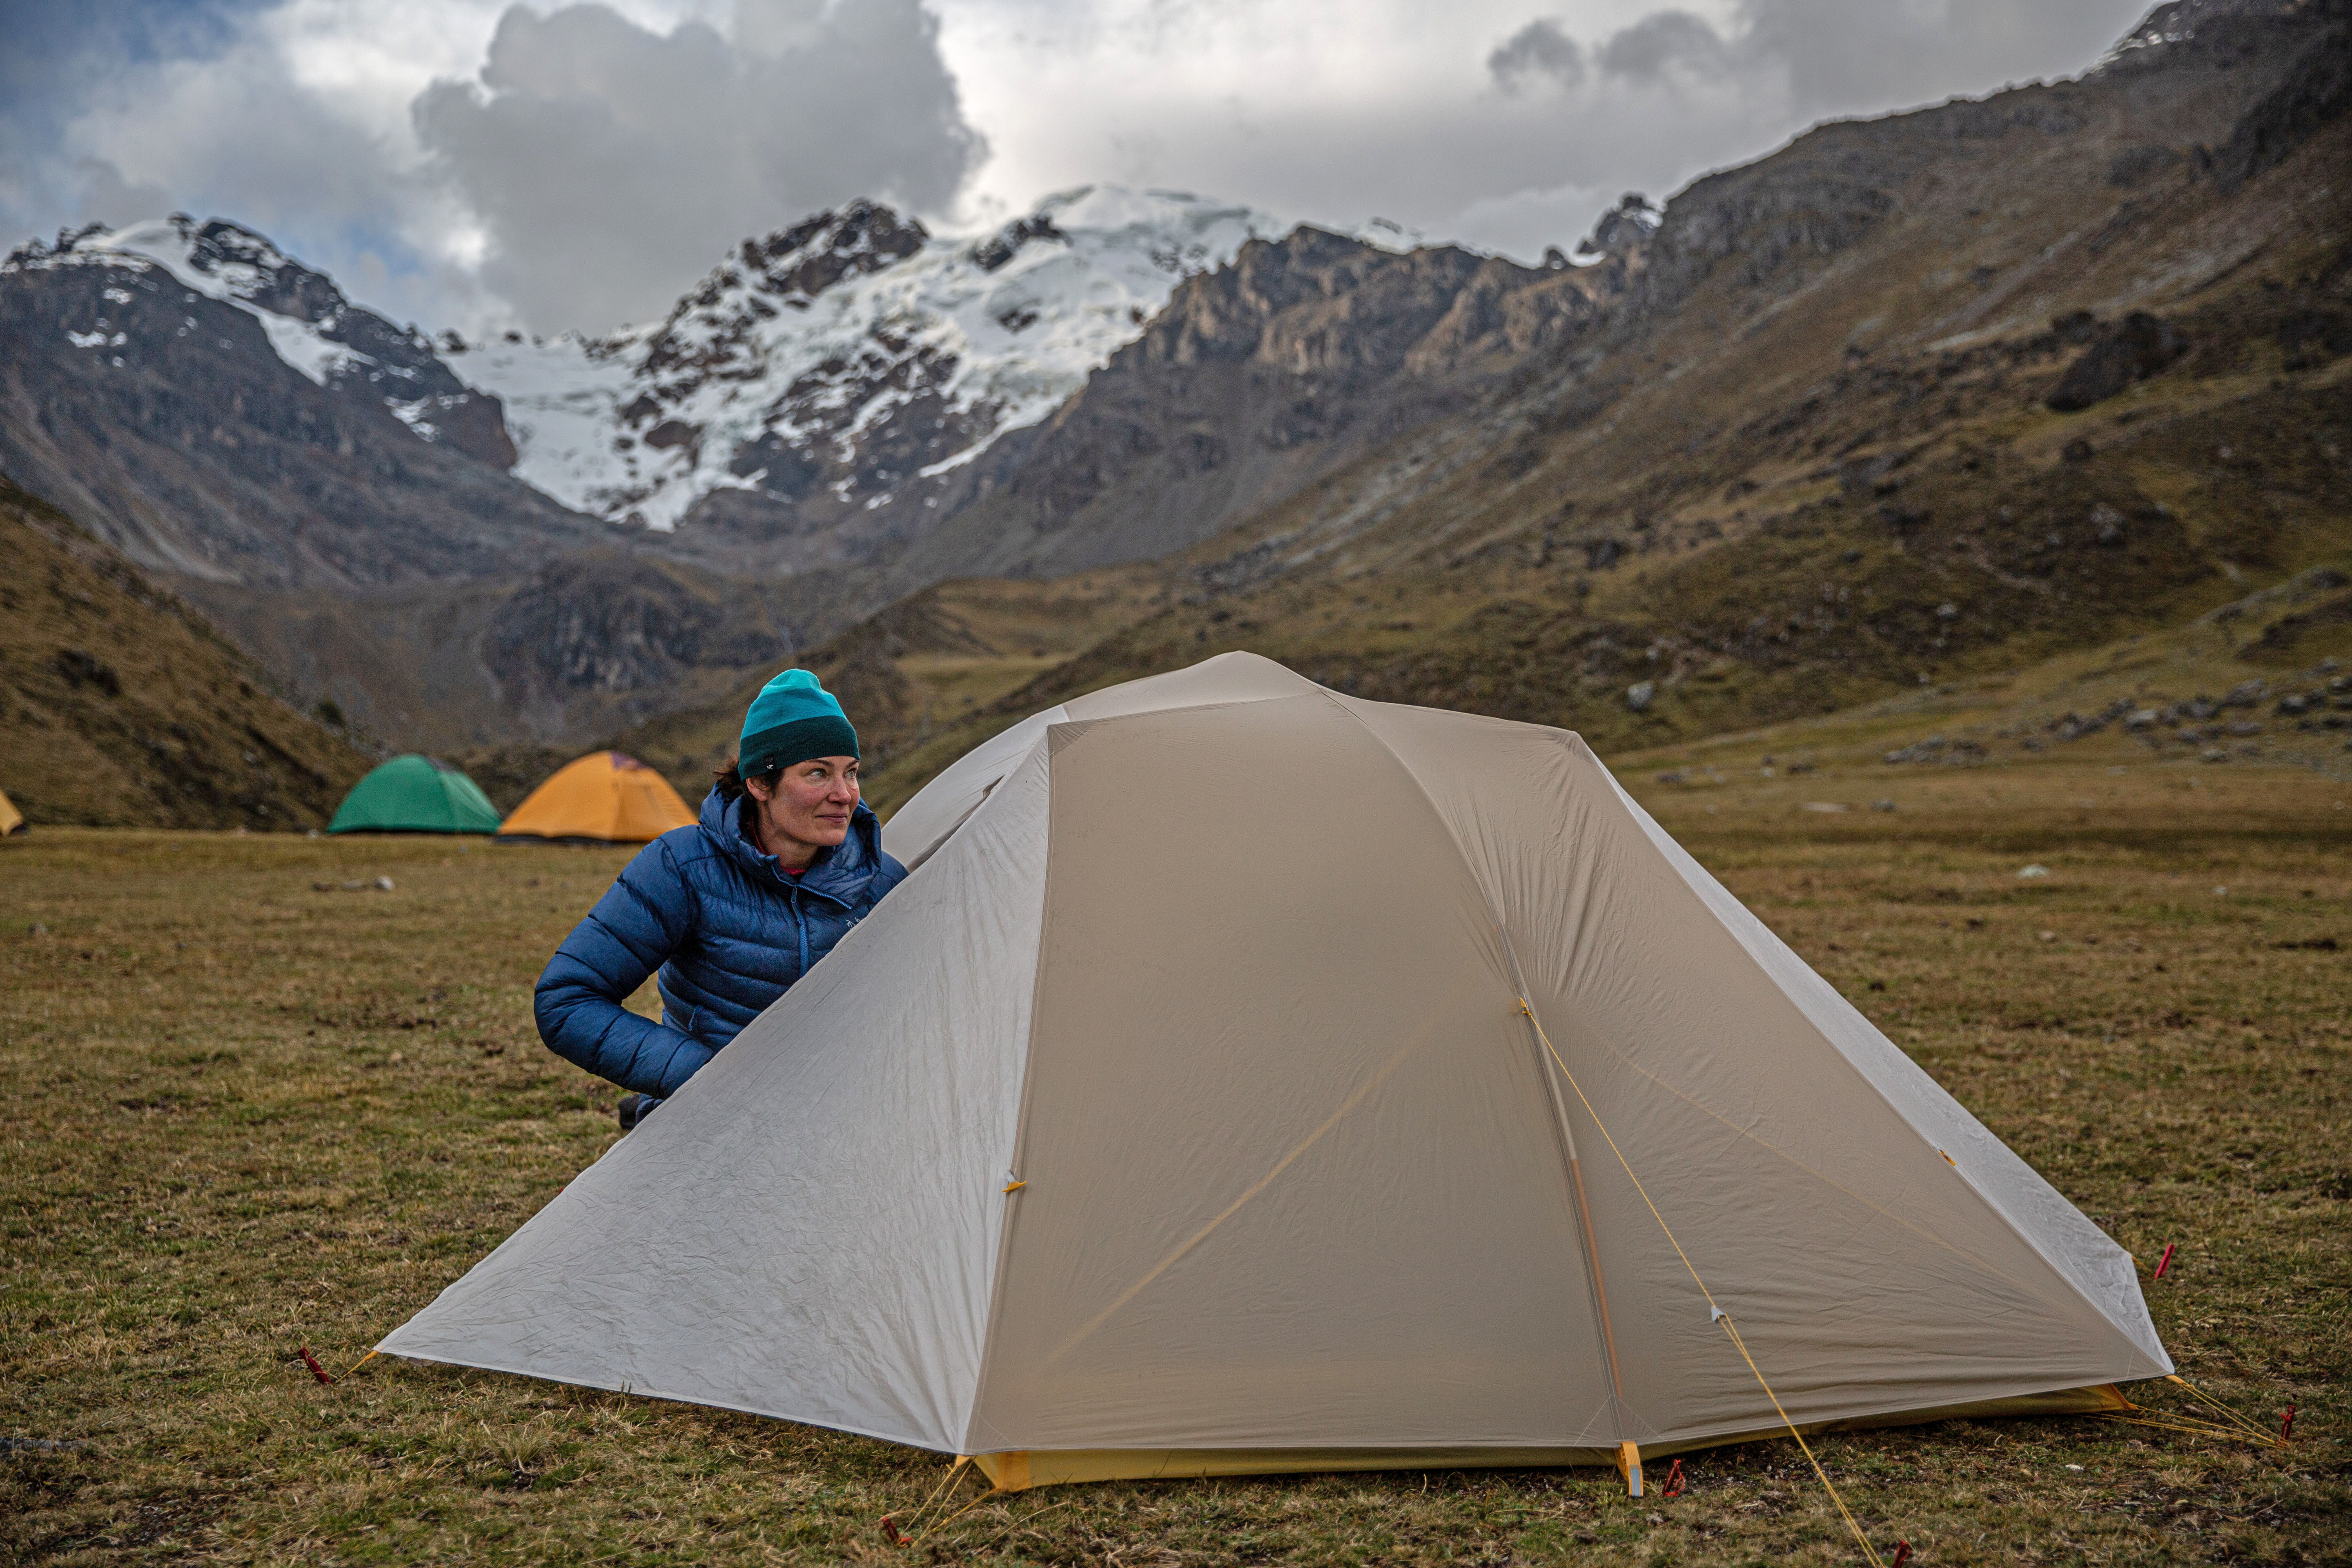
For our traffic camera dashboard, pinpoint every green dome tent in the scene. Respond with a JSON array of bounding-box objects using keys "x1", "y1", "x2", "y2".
[{"x1": 328, "y1": 755, "x2": 502, "y2": 835}]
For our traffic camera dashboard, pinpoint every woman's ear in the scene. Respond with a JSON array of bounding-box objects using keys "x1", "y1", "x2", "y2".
[{"x1": 742, "y1": 772, "x2": 772, "y2": 803}]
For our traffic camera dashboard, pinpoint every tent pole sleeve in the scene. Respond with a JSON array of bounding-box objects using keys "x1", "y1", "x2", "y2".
[
  {"x1": 1569, "y1": 1154, "x2": 1627, "y2": 1405},
  {"x1": 1517, "y1": 994, "x2": 1630, "y2": 1431}
]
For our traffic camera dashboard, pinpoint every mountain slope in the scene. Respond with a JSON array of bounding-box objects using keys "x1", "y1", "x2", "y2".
[
  {"x1": 0, "y1": 218, "x2": 828, "y2": 750},
  {"x1": 456, "y1": 187, "x2": 1288, "y2": 565},
  {"x1": 0, "y1": 216, "x2": 572, "y2": 588},
  {"x1": 881, "y1": 220, "x2": 1632, "y2": 587},
  {"x1": 0, "y1": 474, "x2": 370, "y2": 829}
]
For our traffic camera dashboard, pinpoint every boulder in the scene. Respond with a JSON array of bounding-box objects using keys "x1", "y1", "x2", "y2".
[{"x1": 2046, "y1": 312, "x2": 2187, "y2": 411}]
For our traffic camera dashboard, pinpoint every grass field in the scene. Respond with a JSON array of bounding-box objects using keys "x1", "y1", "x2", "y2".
[{"x1": 3, "y1": 751, "x2": 2346, "y2": 1566}]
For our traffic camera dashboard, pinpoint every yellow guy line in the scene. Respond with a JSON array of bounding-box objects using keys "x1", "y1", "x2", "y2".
[
  {"x1": 2170, "y1": 1374, "x2": 2276, "y2": 1440},
  {"x1": 1518, "y1": 999, "x2": 1885, "y2": 1568},
  {"x1": 893, "y1": 1454, "x2": 970, "y2": 1540},
  {"x1": 2156, "y1": 1375, "x2": 2285, "y2": 1447},
  {"x1": 909, "y1": 1484, "x2": 996, "y2": 1546}
]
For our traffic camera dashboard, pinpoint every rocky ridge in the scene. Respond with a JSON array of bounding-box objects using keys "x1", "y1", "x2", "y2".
[
  {"x1": 5, "y1": 216, "x2": 516, "y2": 468},
  {"x1": 454, "y1": 185, "x2": 1289, "y2": 561}
]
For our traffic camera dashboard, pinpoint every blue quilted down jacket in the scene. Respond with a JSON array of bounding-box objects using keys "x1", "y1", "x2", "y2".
[{"x1": 533, "y1": 785, "x2": 909, "y2": 1097}]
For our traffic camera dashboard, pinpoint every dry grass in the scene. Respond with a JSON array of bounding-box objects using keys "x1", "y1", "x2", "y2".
[{"x1": 2, "y1": 756, "x2": 2346, "y2": 1565}]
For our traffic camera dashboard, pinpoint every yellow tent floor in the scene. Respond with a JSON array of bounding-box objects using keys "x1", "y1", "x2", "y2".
[{"x1": 967, "y1": 1384, "x2": 2131, "y2": 1491}]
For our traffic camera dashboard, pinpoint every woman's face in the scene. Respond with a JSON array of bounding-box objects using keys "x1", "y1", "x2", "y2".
[{"x1": 745, "y1": 755, "x2": 860, "y2": 863}]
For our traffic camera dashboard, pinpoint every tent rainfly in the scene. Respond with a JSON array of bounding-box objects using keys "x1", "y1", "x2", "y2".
[
  {"x1": 327, "y1": 755, "x2": 502, "y2": 835},
  {"x1": 380, "y1": 654, "x2": 2169, "y2": 1491},
  {"x1": 0, "y1": 785, "x2": 23, "y2": 836},
  {"x1": 497, "y1": 752, "x2": 695, "y2": 844}
]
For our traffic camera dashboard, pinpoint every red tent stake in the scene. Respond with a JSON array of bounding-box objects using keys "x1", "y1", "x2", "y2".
[{"x1": 2152, "y1": 1242, "x2": 2176, "y2": 1281}]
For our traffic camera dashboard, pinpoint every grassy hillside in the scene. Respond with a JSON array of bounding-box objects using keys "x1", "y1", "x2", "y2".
[{"x1": 0, "y1": 474, "x2": 371, "y2": 829}]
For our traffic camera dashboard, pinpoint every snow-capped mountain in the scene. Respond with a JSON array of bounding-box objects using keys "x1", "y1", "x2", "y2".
[
  {"x1": 455, "y1": 186, "x2": 1289, "y2": 535},
  {"x1": 3, "y1": 215, "x2": 514, "y2": 468}
]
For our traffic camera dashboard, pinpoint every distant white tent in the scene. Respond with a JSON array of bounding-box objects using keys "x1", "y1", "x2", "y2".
[{"x1": 380, "y1": 653, "x2": 2167, "y2": 1490}]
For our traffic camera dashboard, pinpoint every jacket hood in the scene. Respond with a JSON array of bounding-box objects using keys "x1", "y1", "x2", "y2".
[{"x1": 698, "y1": 785, "x2": 887, "y2": 907}]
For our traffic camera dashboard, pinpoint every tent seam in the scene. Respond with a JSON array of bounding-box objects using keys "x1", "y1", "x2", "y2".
[{"x1": 957, "y1": 735, "x2": 1060, "y2": 1457}]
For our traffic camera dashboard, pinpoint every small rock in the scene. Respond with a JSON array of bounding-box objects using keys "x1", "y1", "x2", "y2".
[
  {"x1": 28, "y1": 922, "x2": 47, "y2": 936},
  {"x1": 1626, "y1": 680, "x2": 1657, "y2": 713},
  {"x1": 1655, "y1": 769, "x2": 1686, "y2": 784},
  {"x1": 2212, "y1": 886, "x2": 2229, "y2": 895},
  {"x1": 1937, "y1": 602, "x2": 1959, "y2": 620},
  {"x1": 1871, "y1": 799, "x2": 1897, "y2": 812},
  {"x1": 2221, "y1": 679, "x2": 2266, "y2": 708},
  {"x1": 312, "y1": 880, "x2": 332, "y2": 893},
  {"x1": 2061, "y1": 437, "x2": 2095, "y2": 463},
  {"x1": 2040, "y1": 930, "x2": 2057, "y2": 941},
  {"x1": 2125, "y1": 709, "x2": 2159, "y2": 731},
  {"x1": 1801, "y1": 802, "x2": 1851, "y2": 813},
  {"x1": 2018, "y1": 864, "x2": 2051, "y2": 878},
  {"x1": 374, "y1": 875, "x2": 395, "y2": 892}
]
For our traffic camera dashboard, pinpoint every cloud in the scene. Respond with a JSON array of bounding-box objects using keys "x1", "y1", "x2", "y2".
[
  {"x1": 63, "y1": 158, "x2": 176, "y2": 230},
  {"x1": 1487, "y1": 19, "x2": 1585, "y2": 94},
  {"x1": 412, "y1": 0, "x2": 986, "y2": 330},
  {"x1": 4, "y1": 0, "x2": 2155, "y2": 339},
  {"x1": 1431, "y1": 0, "x2": 2147, "y2": 258},
  {"x1": 0, "y1": 0, "x2": 277, "y2": 236},
  {"x1": 1570, "y1": 0, "x2": 2146, "y2": 117},
  {"x1": 1595, "y1": 10, "x2": 1728, "y2": 84}
]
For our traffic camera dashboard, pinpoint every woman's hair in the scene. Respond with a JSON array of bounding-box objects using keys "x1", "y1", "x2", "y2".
[{"x1": 713, "y1": 757, "x2": 784, "y2": 801}]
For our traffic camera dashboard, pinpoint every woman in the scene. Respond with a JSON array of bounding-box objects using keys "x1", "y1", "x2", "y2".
[{"x1": 534, "y1": 668, "x2": 908, "y2": 1127}]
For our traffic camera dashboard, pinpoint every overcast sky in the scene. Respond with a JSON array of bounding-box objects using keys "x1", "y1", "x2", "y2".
[{"x1": 0, "y1": 0, "x2": 2150, "y2": 336}]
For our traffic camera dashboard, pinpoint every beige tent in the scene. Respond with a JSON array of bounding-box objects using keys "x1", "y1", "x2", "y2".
[
  {"x1": 0, "y1": 786, "x2": 22, "y2": 837},
  {"x1": 380, "y1": 654, "x2": 2166, "y2": 1491}
]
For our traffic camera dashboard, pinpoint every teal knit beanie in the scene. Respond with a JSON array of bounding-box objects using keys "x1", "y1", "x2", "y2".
[{"x1": 738, "y1": 669, "x2": 859, "y2": 776}]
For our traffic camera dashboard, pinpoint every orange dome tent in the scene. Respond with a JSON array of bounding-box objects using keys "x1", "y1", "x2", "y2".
[{"x1": 498, "y1": 752, "x2": 696, "y2": 844}]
